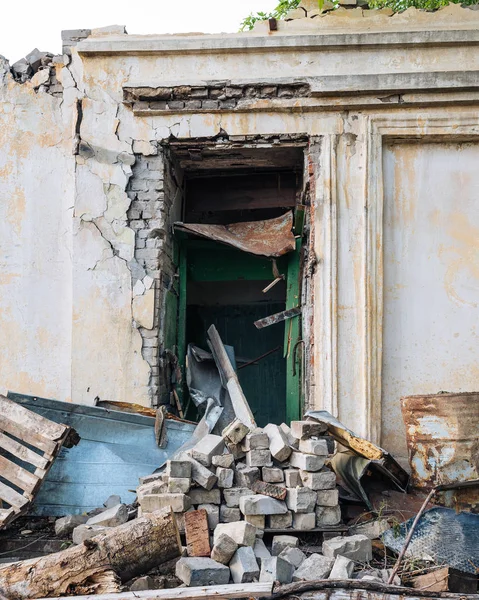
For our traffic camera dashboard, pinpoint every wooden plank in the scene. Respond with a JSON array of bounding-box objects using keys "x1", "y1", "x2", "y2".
[
  {"x1": 36, "y1": 582, "x2": 274, "y2": 600},
  {"x1": 0, "y1": 395, "x2": 67, "y2": 441},
  {"x1": 0, "y1": 414, "x2": 57, "y2": 455},
  {"x1": 254, "y1": 307, "x2": 301, "y2": 329},
  {"x1": 0, "y1": 454, "x2": 39, "y2": 494},
  {"x1": 0, "y1": 480, "x2": 30, "y2": 509},
  {"x1": 0, "y1": 432, "x2": 49, "y2": 469}
]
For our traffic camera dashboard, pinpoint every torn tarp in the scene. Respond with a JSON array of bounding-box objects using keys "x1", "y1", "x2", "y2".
[{"x1": 174, "y1": 211, "x2": 296, "y2": 258}]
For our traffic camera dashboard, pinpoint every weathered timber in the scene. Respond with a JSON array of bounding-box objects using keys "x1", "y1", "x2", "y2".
[
  {"x1": 0, "y1": 508, "x2": 181, "y2": 600},
  {"x1": 254, "y1": 307, "x2": 301, "y2": 330}
]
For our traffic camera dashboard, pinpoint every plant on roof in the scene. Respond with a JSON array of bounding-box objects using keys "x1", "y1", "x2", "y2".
[{"x1": 240, "y1": 0, "x2": 302, "y2": 30}]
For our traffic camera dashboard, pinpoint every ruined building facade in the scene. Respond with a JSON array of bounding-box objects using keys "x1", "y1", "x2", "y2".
[{"x1": 1, "y1": 5, "x2": 479, "y2": 462}]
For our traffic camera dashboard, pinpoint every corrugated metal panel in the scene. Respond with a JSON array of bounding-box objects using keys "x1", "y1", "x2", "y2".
[{"x1": 7, "y1": 392, "x2": 195, "y2": 516}]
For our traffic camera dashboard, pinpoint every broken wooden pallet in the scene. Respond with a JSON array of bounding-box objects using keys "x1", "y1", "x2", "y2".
[{"x1": 0, "y1": 394, "x2": 75, "y2": 529}]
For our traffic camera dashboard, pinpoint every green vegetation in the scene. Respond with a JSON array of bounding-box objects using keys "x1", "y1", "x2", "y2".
[{"x1": 240, "y1": 0, "x2": 301, "y2": 31}]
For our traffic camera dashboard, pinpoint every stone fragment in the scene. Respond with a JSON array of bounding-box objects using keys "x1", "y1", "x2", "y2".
[
  {"x1": 175, "y1": 557, "x2": 230, "y2": 586},
  {"x1": 260, "y1": 556, "x2": 294, "y2": 584},
  {"x1": 246, "y1": 449, "x2": 272, "y2": 468},
  {"x1": 212, "y1": 454, "x2": 235, "y2": 468},
  {"x1": 182, "y1": 454, "x2": 217, "y2": 490},
  {"x1": 264, "y1": 424, "x2": 292, "y2": 462},
  {"x1": 86, "y1": 504, "x2": 128, "y2": 527},
  {"x1": 55, "y1": 514, "x2": 88, "y2": 537},
  {"x1": 329, "y1": 555, "x2": 354, "y2": 579},
  {"x1": 225, "y1": 440, "x2": 246, "y2": 460},
  {"x1": 269, "y1": 512, "x2": 293, "y2": 529},
  {"x1": 72, "y1": 524, "x2": 110, "y2": 544},
  {"x1": 279, "y1": 423, "x2": 299, "y2": 449},
  {"x1": 291, "y1": 421, "x2": 327, "y2": 440},
  {"x1": 220, "y1": 505, "x2": 241, "y2": 523},
  {"x1": 292, "y1": 512, "x2": 316, "y2": 530},
  {"x1": 12, "y1": 58, "x2": 32, "y2": 82},
  {"x1": 253, "y1": 538, "x2": 271, "y2": 566},
  {"x1": 223, "y1": 487, "x2": 252, "y2": 508},
  {"x1": 251, "y1": 480, "x2": 287, "y2": 500},
  {"x1": 185, "y1": 510, "x2": 210, "y2": 557},
  {"x1": 229, "y1": 546, "x2": 260, "y2": 583},
  {"x1": 168, "y1": 478, "x2": 191, "y2": 493},
  {"x1": 301, "y1": 469, "x2": 336, "y2": 490},
  {"x1": 286, "y1": 488, "x2": 317, "y2": 513},
  {"x1": 284, "y1": 469, "x2": 302, "y2": 488},
  {"x1": 271, "y1": 535, "x2": 299, "y2": 556},
  {"x1": 188, "y1": 488, "x2": 221, "y2": 505},
  {"x1": 130, "y1": 576, "x2": 155, "y2": 591},
  {"x1": 216, "y1": 467, "x2": 234, "y2": 488},
  {"x1": 293, "y1": 554, "x2": 334, "y2": 581},
  {"x1": 26, "y1": 48, "x2": 49, "y2": 71},
  {"x1": 214, "y1": 521, "x2": 257, "y2": 547},
  {"x1": 240, "y1": 494, "x2": 288, "y2": 516},
  {"x1": 349, "y1": 519, "x2": 389, "y2": 539},
  {"x1": 211, "y1": 533, "x2": 238, "y2": 565},
  {"x1": 244, "y1": 430, "x2": 269, "y2": 451},
  {"x1": 166, "y1": 459, "x2": 191, "y2": 479},
  {"x1": 299, "y1": 438, "x2": 329, "y2": 456},
  {"x1": 316, "y1": 489, "x2": 339, "y2": 506},
  {"x1": 245, "y1": 514, "x2": 265, "y2": 529},
  {"x1": 223, "y1": 418, "x2": 250, "y2": 444},
  {"x1": 236, "y1": 466, "x2": 260, "y2": 488},
  {"x1": 191, "y1": 435, "x2": 225, "y2": 467},
  {"x1": 289, "y1": 452, "x2": 325, "y2": 472},
  {"x1": 316, "y1": 506, "x2": 341, "y2": 526},
  {"x1": 322, "y1": 535, "x2": 372, "y2": 562},
  {"x1": 197, "y1": 503, "x2": 220, "y2": 529},
  {"x1": 139, "y1": 494, "x2": 191, "y2": 514},
  {"x1": 31, "y1": 68, "x2": 50, "y2": 88},
  {"x1": 262, "y1": 467, "x2": 284, "y2": 483},
  {"x1": 278, "y1": 547, "x2": 306, "y2": 568},
  {"x1": 104, "y1": 494, "x2": 121, "y2": 508}
]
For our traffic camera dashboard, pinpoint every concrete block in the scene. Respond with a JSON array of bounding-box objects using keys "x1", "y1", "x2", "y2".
[
  {"x1": 322, "y1": 535, "x2": 372, "y2": 562},
  {"x1": 244, "y1": 430, "x2": 269, "y2": 450},
  {"x1": 251, "y1": 480, "x2": 287, "y2": 500},
  {"x1": 329, "y1": 555, "x2": 354, "y2": 579},
  {"x1": 301, "y1": 469, "x2": 336, "y2": 490},
  {"x1": 269, "y1": 512, "x2": 293, "y2": 529},
  {"x1": 137, "y1": 479, "x2": 168, "y2": 500},
  {"x1": 253, "y1": 538, "x2": 271, "y2": 566},
  {"x1": 240, "y1": 494, "x2": 288, "y2": 516},
  {"x1": 197, "y1": 503, "x2": 219, "y2": 529},
  {"x1": 183, "y1": 454, "x2": 218, "y2": 490},
  {"x1": 260, "y1": 556, "x2": 294, "y2": 584},
  {"x1": 284, "y1": 469, "x2": 302, "y2": 488},
  {"x1": 291, "y1": 421, "x2": 327, "y2": 440},
  {"x1": 316, "y1": 489, "x2": 339, "y2": 506},
  {"x1": 223, "y1": 487, "x2": 252, "y2": 508},
  {"x1": 87, "y1": 503, "x2": 128, "y2": 527},
  {"x1": 292, "y1": 512, "x2": 316, "y2": 530},
  {"x1": 166, "y1": 459, "x2": 191, "y2": 479},
  {"x1": 293, "y1": 554, "x2": 334, "y2": 581},
  {"x1": 279, "y1": 423, "x2": 299, "y2": 449},
  {"x1": 349, "y1": 519, "x2": 389, "y2": 539},
  {"x1": 216, "y1": 467, "x2": 234, "y2": 488},
  {"x1": 211, "y1": 533, "x2": 238, "y2": 565},
  {"x1": 236, "y1": 466, "x2": 260, "y2": 488},
  {"x1": 214, "y1": 521, "x2": 257, "y2": 547},
  {"x1": 72, "y1": 524, "x2": 110, "y2": 544},
  {"x1": 262, "y1": 467, "x2": 284, "y2": 483},
  {"x1": 176, "y1": 557, "x2": 230, "y2": 586},
  {"x1": 139, "y1": 494, "x2": 191, "y2": 514},
  {"x1": 230, "y1": 546, "x2": 260, "y2": 583},
  {"x1": 55, "y1": 514, "x2": 88, "y2": 537},
  {"x1": 286, "y1": 488, "x2": 317, "y2": 513},
  {"x1": 278, "y1": 546, "x2": 306, "y2": 568},
  {"x1": 185, "y1": 510, "x2": 210, "y2": 557},
  {"x1": 212, "y1": 454, "x2": 235, "y2": 468},
  {"x1": 271, "y1": 535, "x2": 299, "y2": 556},
  {"x1": 246, "y1": 449, "x2": 272, "y2": 468},
  {"x1": 168, "y1": 478, "x2": 191, "y2": 493},
  {"x1": 130, "y1": 576, "x2": 155, "y2": 591},
  {"x1": 220, "y1": 505, "x2": 241, "y2": 523},
  {"x1": 299, "y1": 438, "x2": 329, "y2": 456},
  {"x1": 188, "y1": 488, "x2": 221, "y2": 505},
  {"x1": 289, "y1": 452, "x2": 325, "y2": 472},
  {"x1": 264, "y1": 424, "x2": 292, "y2": 462},
  {"x1": 226, "y1": 440, "x2": 246, "y2": 460},
  {"x1": 104, "y1": 494, "x2": 121, "y2": 508},
  {"x1": 192, "y1": 434, "x2": 225, "y2": 467},
  {"x1": 316, "y1": 506, "x2": 341, "y2": 526},
  {"x1": 245, "y1": 514, "x2": 265, "y2": 529},
  {"x1": 223, "y1": 418, "x2": 250, "y2": 444}
]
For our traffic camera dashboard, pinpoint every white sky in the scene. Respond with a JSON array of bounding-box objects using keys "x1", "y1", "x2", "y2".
[{"x1": 1, "y1": 0, "x2": 279, "y2": 63}]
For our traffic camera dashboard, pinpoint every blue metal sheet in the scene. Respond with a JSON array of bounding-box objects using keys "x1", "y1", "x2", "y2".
[{"x1": 7, "y1": 392, "x2": 195, "y2": 516}]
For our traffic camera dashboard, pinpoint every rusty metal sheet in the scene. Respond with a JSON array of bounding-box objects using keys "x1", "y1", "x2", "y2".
[
  {"x1": 402, "y1": 392, "x2": 479, "y2": 512},
  {"x1": 174, "y1": 211, "x2": 296, "y2": 258}
]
